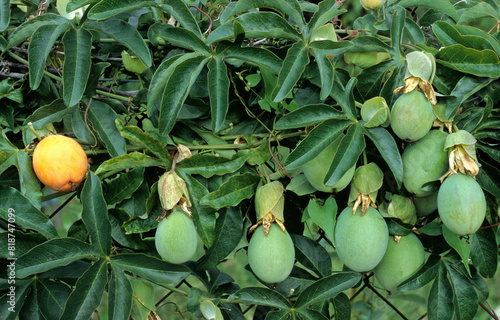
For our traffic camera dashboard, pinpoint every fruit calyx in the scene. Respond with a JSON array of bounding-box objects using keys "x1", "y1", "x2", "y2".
[
  {"x1": 348, "y1": 163, "x2": 384, "y2": 215},
  {"x1": 441, "y1": 130, "x2": 479, "y2": 181},
  {"x1": 249, "y1": 181, "x2": 286, "y2": 235},
  {"x1": 394, "y1": 51, "x2": 437, "y2": 105}
]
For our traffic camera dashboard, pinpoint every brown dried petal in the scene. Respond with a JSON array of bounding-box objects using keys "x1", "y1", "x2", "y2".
[{"x1": 418, "y1": 80, "x2": 437, "y2": 106}]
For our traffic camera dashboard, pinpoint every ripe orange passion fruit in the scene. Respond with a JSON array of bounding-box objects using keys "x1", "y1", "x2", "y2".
[{"x1": 32, "y1": 135, "x2": 88, "y2": 192}]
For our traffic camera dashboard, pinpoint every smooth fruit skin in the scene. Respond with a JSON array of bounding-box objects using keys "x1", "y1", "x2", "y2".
[
  {"x1": 390, "y1": 90, "x2": 434, "y2": 142},
  {"x1": 247, "y1": 224, "x2": 295, "y2": 283},
  {"x1": 414, "y1": 192, "x2": 438, "y2": 217},
  {"x1": 360, "y1": 0, "x2": 385, "y2": 10},
  {"x1": 32, "y1": 135, "x2": 88, "y2": 192},
  {"x1": 155, "y1": 209, "x2": 198, "y2": 264},
  {"x1": 402, "y1": 130, "x2": 448, "y2": 197},
  {"x1": 334, "y1": 206, "x2": 389, "y2": 272},
  {"x1": 438, "y1": 173, "x2": 486, "y2": 236},
  {"x1": 302, "y1": 138, "x2": 355, "y2": 193},
  {"x1": 373, "y1": 233, "x2": 426, "y2": 292}
]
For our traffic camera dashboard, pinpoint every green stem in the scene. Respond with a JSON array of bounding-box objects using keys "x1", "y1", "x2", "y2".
[
  {"x1": 6, "y1": 52, "x2": 130, "y2": 102},
  {"x1": 362, "y1": 149, "x2": 368, "y2": 166}
]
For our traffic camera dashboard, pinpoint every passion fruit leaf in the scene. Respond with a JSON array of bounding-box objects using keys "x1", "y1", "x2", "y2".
[
  {"x1": 325, "y1": 123, "x2": 365, "y2": 186},
  {"x1": 180, "y1": 174, "x2": 217, "y2": 248},
  {"x1": 198, "y1": 207, "x2": 243, "y2": 271},
  {"x1": 221, "y1": 45, "x2": 283, "y2": 75},
  {"x1": 332, "y1": 292, "x2": 351, "y2": 320},
  {"x1": 307, "y1": 0, "x2": 343, "y2": 33},
  {"x1": 0, "y1": 0, "x2": 9, "y2": 32},
  {"x1": 110, "y1": 253, "x2": 191, "y2": 285},
  {"x1": 274, "y1": 104, "x2": 347, "y2": 130},
  {"x1": 34, "y1": 278, "x2": 71, "y2": 320},
  {"x1": 290, "y1": 233, "x2": 332, "y2": 278},
  {"x1": 28, "y1": 23, "x2": 72, "y2": 90},
  {"x1": 442, "y1": 225, "x2": 471, "y2": 276},
  {"x1": 428, "y1": 262, "x2": 454, "y2": 320},
  {"x1": 231, "y1": 0, "x2": 305, "y2": 32},
  {"x1": 59, "y1": 258, "x2": 108, "y2": 320},
  {"x1": 444, "y1": 260, "x2": 479, "y2": 320},
  {"x1": 470, "y1": 227, "x2": 498, "y2": 278},
  {"x1": 115, "y1": 119, "x2": 172, "y2": 166},
  {"x1": 310, "y1": 48, "x2": 335, "y2": 101},
  {"x1": 154, "y1": 26, "x2": 211, "y2": 55},
  {"x1": 433, "y1": 21, "x2": 494, "y2": 52},
  {"x1": 398, "y1": 254, "x2": 441, "y2": 292},
  {"x1": 362, "y1": 126, "x2": 403, "y2": 188},
  {"x1": 476, "y1": 162, "x2": 500, "y2": 199},
  {"x1": 208, "y1": 57, "x2": 230, "y2": 132},
  {"x1": 6, "y1": 14, "x2": 71, "y2": 50},
  {"x1": 0, "y1": 185, "x2": 57, "y2": 238},
  {"x1": 436, "y1": 44, "x2": 500, "y2": 78},
  {"x1": 272, "y1": 41, "x2": 310, "y2": 103},
  {"x1": 16, "y1": 238, "x2": 100, "y2": 278},
  {"x1": 87, "y1": 0, "x2": 157, "y2": 20},
  {"x1": 286, "y1": 174, "x2": 317, "y2": 196},
  {"x1": 81, "y1": 172, "x2": 112, "y2": 254},
  {"x1": 284, "y1": 119, "x2": 352, "y2": 169},
  {"x1": 457, "y1": 2, "x2": 499, "y2": 25},
  {"x1": 176, "y1": 151, "x2": 250, "y2": 178},
  {"x1": 104, "y1": 167, "x2": 145, "y2": 206},
  {"x1": 389, "y1": 6, "x2": 406, "y2": 56},
  {"x1": 95, "y1": 152, "x2": 164, "y2": 176},
  {"x1": 158, "y1": 56, "x2": 209, "y2": 136},
  {"x1": 331, "y1": 77, "x2": 358, "y2": 120},
  {"x1": 0, "y1": 231, "x2": 44, "y2": 258},
  {"x1": 207, "y1": 12, "x2": 301, "y2": 45},
  {"x1": 445, "y1": 76, "x2": 493, "y2": 120},
  {"x1": 62, "y1": 28, "x2": 92, "y2": 107},
  {"x1": 305, "y1": 197, "x2": 337, "y2": 242},
  {"x1": 108, "y1": 268, "x2": 133, "y2": 320},
  {"x1": 295, "y1": 272, "x2": 362, "y2": 309},
  {"x1": 398, "y1": 0, "x2": 458, "y2": 22},
  {"x1": 229, "y1": 287, "x2": 292, "y2": 309},
  {"x1": 404, "y1": 18, "x2": 425, "y2": 45},
  {"x1": 200, "y1": 173, "x2": 260, "y2": 210}
]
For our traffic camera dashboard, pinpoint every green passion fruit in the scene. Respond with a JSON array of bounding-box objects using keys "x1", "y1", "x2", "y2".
[
  {"x1": 414, "y1": 191, "x2": 438, "y2": 217},
  {"x1": 373, "y1": 233, "x2": 426, "y2": 292},
  {"x1": 360, "y1": 0, "x2": 386, "y2": 11},
  {"x1": 390, "y1": 90, "x2": 434, "y2": 142},
  {"x1": 402, "y1": 129, "x2": 449, "y2": 197},
  {"x1": 334, "y1": 206, "x2": 389, "y2": 272},
  {"x1": 247, "y1": 224, "x2": 295, "y2": 283},
  {"x1": 155, "y1": 208, "x2": 198, "y2": 264},
  {"x1": 302, "y1": 138, "x2": 355, "y2": 193},
  {"x1": 438, "y1": 173, "x2": 486, "y2": 236}
]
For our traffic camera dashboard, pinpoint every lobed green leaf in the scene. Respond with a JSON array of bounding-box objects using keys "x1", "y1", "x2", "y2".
[
  {"x1": 110, "y1": 253, "x2": 191, "y2": 285},
  {"x1": 60, "y1": 259, "x2": 108, "y2": 320},
  {"x1": 197, "y1": 206, "x2": 243, "y2": 270},
  {"x1": 0, "y1": 186, "x2": 57, "y2": 239},
  {"x1": 16, "y1": 238, "x2": 100, "y2": 278},
  {"x1": 200, "y1": 173, "x2": 260, "y2": 210}
]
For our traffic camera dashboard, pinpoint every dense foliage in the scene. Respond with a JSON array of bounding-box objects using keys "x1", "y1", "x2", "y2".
[{"x1": 1, "y1": 0, "x2": 500, "y2": 319}]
